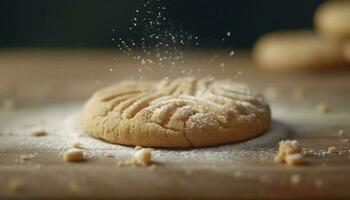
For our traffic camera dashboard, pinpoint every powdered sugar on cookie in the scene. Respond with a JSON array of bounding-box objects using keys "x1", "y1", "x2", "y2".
[{"x1": 82, "y1": 77, "x2": 271, "y2": 148}]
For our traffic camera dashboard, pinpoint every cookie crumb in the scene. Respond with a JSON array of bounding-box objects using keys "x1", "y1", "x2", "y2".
[
  {"x1": 20, "y1": 153, "x2": 38, "y2": 162},
  {"x1": 316, "y1": 102, "x2": 329, "y2": 114},
  {"x1": 125, "y1": 158, "x2": 138, "y2": 166},
  {"x1": 3, "y1": 99, "x2": 16, "y2": 110},
  {"x1": 274, "y1": 140, "x2": 304, "y2": 166},
  {"x1": 134, "y1": 145, "x2": 142, "y2": 150},
  {"x1": 342, "y1": 139, "x2": 349, "y2": 143},
  {"x1": 63, "y1": 149, "x2": 85, "y2": 162},
  {"x1": 72, "y1": 142, "x2": 82, "y2": 149},
  {"x1": 338, "y1": 130, "x2": 344, "y2": 136},
  {"x1": 290, "y1": 174, "x2": 302, "y2": 186},
  {"x1": 31, "y1": 130, "x2": 47, "y2": 137},
  {"x1": 7, "y1": 179, "x2": 24, "y2": 192},
  {"x1": 285, "y1": 153, "x2": 304, "y2": 166},
  {"x1": 273, "y1": 154, "x2": 284, "y2": 163},
  {"x1": 328, "y1": 146, "x2": 337, "y2": 153},
  {"x1": 135, "y1": 148, "x2": 152, "y2": 166},
  {"x1": 116, "y1": 159, "x2": 139, "y2": 167}
]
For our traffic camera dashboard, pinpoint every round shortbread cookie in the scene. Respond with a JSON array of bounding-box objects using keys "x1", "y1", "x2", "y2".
[
  {"x1": 314, "y1": 0, "x2": 350, "y2": 40},
  {"x1": 82, "y1": 77, "x2": 271, "y2": 148},
  {"x1": 252, "y1": 31, "x2": 343, "y2": 72}
]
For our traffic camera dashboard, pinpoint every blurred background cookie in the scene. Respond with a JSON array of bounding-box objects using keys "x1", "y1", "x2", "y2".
[
  {"x1": 314, "y1": 0, "x2": 350, "y2": 40},
  {"x1": 252, "y1": 31, "x2": 343, "y2": 72}
]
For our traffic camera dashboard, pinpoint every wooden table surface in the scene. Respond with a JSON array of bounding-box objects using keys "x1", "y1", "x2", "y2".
[{"x1": 0, "y1": 48, "x2": 350, "y2": 199}]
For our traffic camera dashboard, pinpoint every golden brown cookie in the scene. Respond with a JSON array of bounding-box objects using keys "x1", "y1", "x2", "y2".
[
  {"x1": 82, "y1": 77, "x2": 271, "y2": 148},
  {"x1": 314, "y1": 0, "x2": 350, "y2": 40},
  {"x1": 252, "y1": 31, "x2": 343, "y2": 72}
]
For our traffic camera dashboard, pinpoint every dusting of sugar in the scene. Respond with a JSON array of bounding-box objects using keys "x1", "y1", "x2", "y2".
[{"x1": 0, "y1": 102, "x2": 290, "y2": 168}]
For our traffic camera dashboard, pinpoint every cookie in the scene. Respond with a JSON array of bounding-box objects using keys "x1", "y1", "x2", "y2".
[
  {"x1": 314, "y1": 1, "x2": 350, "y2": 40},
  {"x1": 82, "y1": 77, "x2": 271, "y2": 148},
  {"x1": 252, "y1": 31, "x2": 343, "y2": 72}
]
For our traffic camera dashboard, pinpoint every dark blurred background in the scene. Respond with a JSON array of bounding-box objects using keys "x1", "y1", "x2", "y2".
[{"x1": 0, "y1": 0, "x2": 324, "y2": 48}]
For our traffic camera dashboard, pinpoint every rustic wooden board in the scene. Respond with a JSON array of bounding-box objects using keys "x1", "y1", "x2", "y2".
[{"x1": 0, "y1": 48, "x2": 350, "y2": 199}]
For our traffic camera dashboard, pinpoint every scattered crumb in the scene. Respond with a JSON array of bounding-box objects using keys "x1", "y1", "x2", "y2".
[
  {"x1": 20, "y1": 153, "x2": 38, "y2": 162},
  {"x1": 68, "y1": 181, "x2": 81, "y2": 193},
  {"x1": 315, "y1": 178, "x2": 324, "y2": 188},
  {"x1": 285, "y1": 154, "x2": 304, "y2": 166},
  {"x1": 316, "y1": 102, "x2": 329, "y2": 114},
  {"x1": 292, "y1": 87, "x2": 305, "y2": 100},
  {"x1": 63, "y1": 149, "x2": 85, "y2": 162},
  {"x1": 126, "y1": 158, "x2": 138, "y2": 165},
  {"x1": 290, "y1": 174, "x2": 302, "y2": 186},
  {"x1": 135, "y1": 148, "x2": 152, "y2": 166},
  {"x1": 343, "y1": 139, "x2": 349, "y2": 143},
  {"x1": 72, "y1": 142, "x2": 82, "y2": 149},
  {"x1": 134, "y1": 145, "x2": 142, "y2": 150},
  {"x1": 274, "y1": 140, "x2": 304, "y2": 166},
  {"x1": 273, "y1": 154, "x2": 284, "y2": 163},
  {"x1": 7, "y1": 179, "x2": 24, "y2": 192},
  {"x1": 328, "y1": 146, "x2": 337, "y2": 154},
  {"x1": 3, "y1": 99, "x2": 16, "y2": 110},
  {"x1": 116, "y1": 157, "x2": 157, "y2": 167},
  {"x1": 338, "y1": 130, "x2": 344, "y2": 137},
  {"x1": 31, "y1": 130, "x2": 47, "y2": 137}
]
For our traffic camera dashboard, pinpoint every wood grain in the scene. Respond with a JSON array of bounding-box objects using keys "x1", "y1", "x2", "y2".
[{"x1": 0, "y1": 48, "x2": 350, "y2": 199}]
